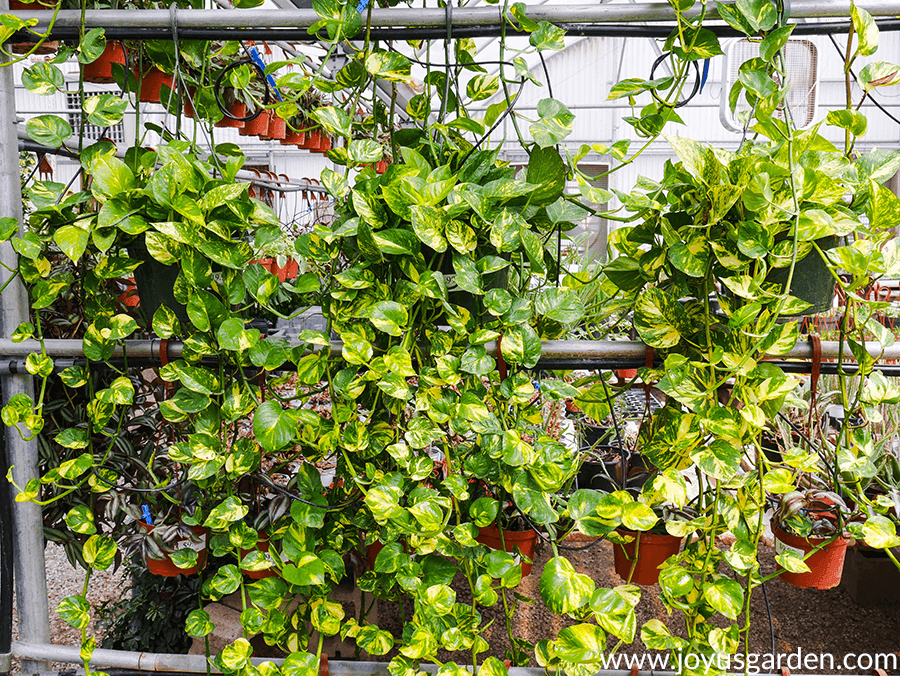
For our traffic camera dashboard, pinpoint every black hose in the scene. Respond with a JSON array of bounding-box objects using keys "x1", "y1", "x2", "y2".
[{"x1": 13, "y1": 18, "x2": 900, "y2": 43}]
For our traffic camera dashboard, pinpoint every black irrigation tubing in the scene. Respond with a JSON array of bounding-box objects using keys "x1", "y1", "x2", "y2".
[
  {"x1": 827, "y1": 32, "x2": 900, "y2": 128},
  {"x1": 90, "y1": 466, "x2": 189, "y2": 494},
  {"x1": 251, "y1": 471, "x2": 361, "y2": 512},
  {"x1": 13, "y1": 18, "x2": 900, "y2": 43},
  {"x1": 761, "y1": 581, "x2": 776, "y2": 658}
]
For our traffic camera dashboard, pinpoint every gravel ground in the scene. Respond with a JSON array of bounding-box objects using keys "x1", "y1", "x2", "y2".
[{"x1": 10, "y1": 542, "x2": 127, "y2": 675}]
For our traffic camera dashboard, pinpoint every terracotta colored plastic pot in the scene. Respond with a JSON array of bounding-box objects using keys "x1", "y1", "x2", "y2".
[
  {"x1": 773, "y1": 524, "x2": 848, "y2": 590},
  {"x1": 139, "y1": 522, "x2": 208, "y2": 577},
  {"x1": 83, "y1": 41, "x2": 126, "y2": 83},
  {"x1": 304, "y1": 129, "x2": 323, "y2": 151},
  {"x1": 262, "y1": 115, "x2": 286, "y2": 141},
  {"x1": 240, "y1": 532, "x2": 277, "y2": 579},
  {"x1": 366, "y1": 540, "x2": 384, "y2": 570},
  {"x1": 116, "y1": 277, "x2": 140, "y2": 308},
  {"x1": 317, "y1": 136, "x2": 332, "y2": 153},
  {"x1": 281, "y1": 130, "x2": 306, "y2": 146},
  {"x1": 613, "y1": 530, "x2": 682, "y2": 586},
  {"x1": 617, "y1": 368, "x2": 638, "y2": 380},
  {"x1": 134, "y1": 66, "x2": 174, "y2": 104},
  {"x1": 476, "y1": 524, "x2": 538, "y2": 577},
  {"x1": 215, "y1": 101, "x2": 245, "y2": 128},
  {"x1": 242, "y1": 110, "x2": 270, "y2": 137},
  {"x1": 250, "y1": 258, "x2": 299, "y2": 282},
  {"x1": 375, "y1": 160, "x2": 388, "y2": 174}
]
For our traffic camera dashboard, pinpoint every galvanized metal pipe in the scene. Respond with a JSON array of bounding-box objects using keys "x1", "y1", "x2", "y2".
[
  {"x1": 8, "y1": 0, "x2": 900, "y2": 33},
  {"x1": 1, "y1": 338, "x2": 899, "y2": 364},
  {"x1": 0, "y1": 6, "x2": 51, "y2": 670}
]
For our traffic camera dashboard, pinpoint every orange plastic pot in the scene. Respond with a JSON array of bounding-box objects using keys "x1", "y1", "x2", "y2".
[
  {"x1": 317, "y1": 136, "x2": 332, "y2": 153},
  {"x1": 303, "y1": 129, "x2": 323, "y2": 151},
  {"x1": 250, "y1": 258, "x2": 299, "y2": 282},
  {"x1": 215, "y1": 101, "x2": 245, "y2": 128},
  {"x1": 7, "y1": 2, "x2": 58, "y2": 53},
  {"x1": 83, "y1": 41, "x2": 126, "y2": 83},
  {"x1": 282, "y1": 130, "x2": 306, "y2": 146},
  {"x1": 116, "y1": 277, "x2": 140, "y2": 309},
  {"x1": 262, "y1": 115, "x2": 286, "y2": 141},
  {"x1": 476, "y1": 524, "x2": 538, "y2": 577},
  {"x1": 242, "y1": 110, "x2": 270, "y2": 137},
  {"x1": 613, "y1": 530, "x2": 682, "y2": 586},
  {"x1": 134, "y1": 66, "x2": 174, "y2": 104},
  {"x1": 139, "y1": 522, "x2": 208, "y2": 577},
  {"x1": 773, "y1": 524, "x2": 848, "y2": 590},
  {"x1": 240, "y1": 533, "x2": 277, "y2": 579}
]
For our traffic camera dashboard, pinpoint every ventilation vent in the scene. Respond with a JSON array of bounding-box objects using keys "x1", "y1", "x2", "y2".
[
  {"x1": 66, "y1": 90, "x2": 126, "y2": 145},
  {"x1": 720, "y1": 38, "x2": 818, "y2": 132}
]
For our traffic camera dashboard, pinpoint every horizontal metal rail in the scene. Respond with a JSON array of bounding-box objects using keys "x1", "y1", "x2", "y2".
[
  {"x1": 1, "y1": 338, "x2": 898, "y2": 368},
  {"x1": 8, "y1": 1, "x2": 900, "y2": 32}
]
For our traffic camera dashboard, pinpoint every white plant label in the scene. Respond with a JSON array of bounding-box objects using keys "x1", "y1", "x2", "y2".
[{"x1": 774, "y1": 537, "x2": 804, "y2": 559}]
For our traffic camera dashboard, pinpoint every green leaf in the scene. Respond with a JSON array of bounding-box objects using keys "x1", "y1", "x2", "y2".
[
  {"x1": 553, "y1": 624, "x2": 607, "y2": 663},
  {"x1": 84, "y1": 94, "x2": 128, "y2": 127},
  {"x1": 310, "y1": 106, "x2": 352, "y2": 138},
  {"x1": 78, "y1": 27, "x2": 107, "y2": 63},
  {"x1": 633, "y1": 287, "x2": 689, "y2": 349},
  {"x1": 852, "y1": 5, "x2": 879, "y2": 57},
  {"x1": 26, "y1": 115, "x2": 73, "y2": 148},
  {"x1": 759, "y1": 25, "x2": 794, "y2": 62},
  {"x1": 539, "y1": 556, "x2": 595, "y2": 614},
  {"x1": 253, "y1": 400, "x2": 298, "y2": 452},
  {"x1": 500, "y1": 324, "x2": 541, "y2": 368},
  {"x1": 185, "y1": 609, "x2": 215, "y2": 638},
  {"x1": 703, "y1": 575, "x2": 744, "y2": 620},
  {"x1": 205, "y1": 496, "x2": 249, "y2": 529},
  {"x1": 365, "y1": 51, "x2": 412, "y2": 82},
  {"x1": 22, "y1": 62, "x2": 64, "y2": 95},
  {"x1": 64, "y1": 505, "x2": 96, "y2": 535},
  {"x1": 859, "y1": 61, "x2": 900, "y2": 92},
  {"x1": 529, "y1": 21, "x2": 565, "y2": 51},
  {"x1": 466, "y1": 74, "x2": 500, "y2": 101},
  {"x1": 369, "y1": 300, "x2": 408, "y2": 336},
  {"x1": 54, "y1": 225, "x2": 89, "y2": 262},
  {"x1": 82, "y1": 534, "x2": 116, "y2": 570},
  {"x1": 530, "y1": 98, "x2": 575, "y2": 148},
  {"x1": 57, "y1": 595, "x2": 90, "y2": 629}
]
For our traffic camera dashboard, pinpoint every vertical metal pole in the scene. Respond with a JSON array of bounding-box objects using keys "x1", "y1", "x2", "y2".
[{"x1": 0, "y1": 8, "x2": 52, "y2": 671}]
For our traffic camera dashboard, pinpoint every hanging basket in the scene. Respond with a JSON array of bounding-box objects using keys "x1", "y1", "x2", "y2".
[
  {"x1": 766, "y1": 235, "x2": 839, "y2": 316},
  {"x1": 773, "y1": 524, "x2": 848, "y2": 590},
  {"x1": 129, "y1": 241, "x2": 188, "y2": 322},
  {"x1": 613, "y1": 529, "x2": 682, "y2": 586},
  {"x1": 139, "y1": 522, "x2": 208, "y2": 577},
  {"x1": 83, "y1": 41, "x2": 126, "y2": 83},
  {"x1": 475, "y1": 524, "x2": 539, "y2": 577}
]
